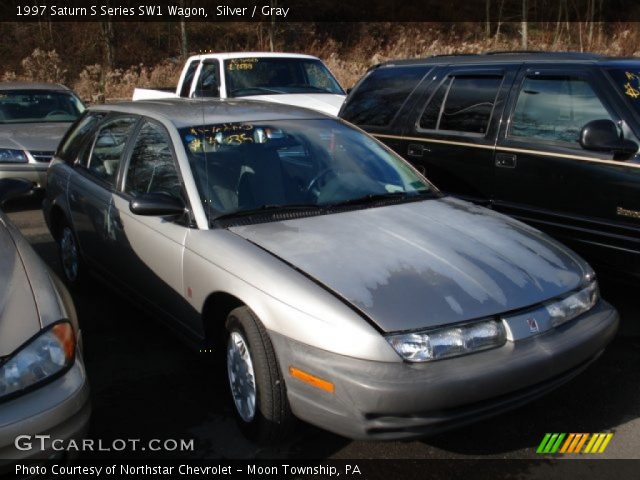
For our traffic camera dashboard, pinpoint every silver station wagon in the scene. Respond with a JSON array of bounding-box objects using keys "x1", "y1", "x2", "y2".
[{"x1": 43, "y1": 99, "x2": 618, "y2": 442}]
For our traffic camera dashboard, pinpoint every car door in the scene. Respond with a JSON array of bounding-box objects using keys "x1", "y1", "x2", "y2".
[
  {"x1": 493, "y1": 65, "x2": 640, "y2": 272},
  {"x1": 399, "y1": 65, "x2": 518, "y2": 205},
  {"x1": 68, "y1": 115, "x2": 139, "y2": 272},
  {"x1": 109, "y1": 119, "x2": 200, "y2": 337}
]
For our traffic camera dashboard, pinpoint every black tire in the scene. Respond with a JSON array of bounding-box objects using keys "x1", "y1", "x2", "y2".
[
  {"x1": 56, "y1": 219, "x2": 87, "y2": 289},
  {"x1": 225, "y1": 306, "x2": 295, "y2": 444}
]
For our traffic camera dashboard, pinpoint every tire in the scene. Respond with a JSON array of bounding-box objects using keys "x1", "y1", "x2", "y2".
[
  {"x1": 56, "y1": 219, "x2": 86, "y2": 289},
  {"x1": 225, "y1": 306, "x2": 295, "y2": 443}
]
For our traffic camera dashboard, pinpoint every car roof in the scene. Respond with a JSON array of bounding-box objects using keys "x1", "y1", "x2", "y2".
[
  {"x1": 186, "y1": 52, "x2": 320, "y2": 62},
  {"x1": 89, "y1": 98, "x2": 329, "y2": 127},
  {"x1": 0, "y1": 81, "x2": 72, "y2": 91},
  {"x1": 377, "y1": 51, "x2": 640, "y2": 68}
]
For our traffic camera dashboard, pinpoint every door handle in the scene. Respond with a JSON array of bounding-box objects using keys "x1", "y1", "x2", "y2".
[
  {"x1": 408, "y1": 143, "x2": 430, "y2": 158},
  {"x1": 495, "y1": 153, "x2": 517, "y2": 168}
]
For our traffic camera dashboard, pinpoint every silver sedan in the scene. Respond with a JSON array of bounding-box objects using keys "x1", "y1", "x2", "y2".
[
  {"x1": 0, "y1": 179, "x2": 90, "y2": 460},
  {"x1": 43, "y1": 99, "x2": 617, "y2": 442},
  {"x1": 0, "y1": 82, "x2": 85, "y2": 190}
]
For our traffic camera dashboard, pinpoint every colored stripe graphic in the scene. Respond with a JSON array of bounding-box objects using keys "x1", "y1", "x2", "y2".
[{"x1": 537, "y1": 433, "x2": 613, "y2": 454}]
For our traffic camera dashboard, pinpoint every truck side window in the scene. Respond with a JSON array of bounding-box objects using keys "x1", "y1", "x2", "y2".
[
  {"x1": 340, "y1": 66, "x2": 429, "y2": 127},
  {"x1": 125, "y1": 122, "x2": 181, "y2": 199},
  {"x1": 194, "y1": 61, "x2": 220, "y2": 98},
  {"x1": 87, "y1": 117, "x2": 138, "y2": 186},
  {"x1": 180, "y1": 60, "x2": 200, "y2": 98},
  {"x1": 509, "y1": 76, "x2": 613, "y2": 145},
  {"x1": 419, "y1": 75, "x2": 503, "y2": 134}
]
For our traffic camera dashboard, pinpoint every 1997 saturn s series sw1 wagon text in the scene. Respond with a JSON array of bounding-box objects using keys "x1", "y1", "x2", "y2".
[{"x1": 44, "y1": 99, "x2": 618, "y2": 442}]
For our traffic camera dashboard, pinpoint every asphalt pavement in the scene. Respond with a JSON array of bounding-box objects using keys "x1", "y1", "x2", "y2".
[{"x1": 5, "y1": 196, "x2": 639, "y2": 460}]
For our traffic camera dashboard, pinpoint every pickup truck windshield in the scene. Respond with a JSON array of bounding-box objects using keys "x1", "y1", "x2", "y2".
[
  {"x1": 224, "y1": 58, "x2": 344, "y2": 97},
  {"x1": 180, "y1": 119, "x2": 433, "y2": 222},
  {"x1": 0, "y1": 90, "x2": 84, "y2": 124}
]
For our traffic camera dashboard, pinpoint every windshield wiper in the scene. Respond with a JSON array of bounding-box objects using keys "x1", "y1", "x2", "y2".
[
  {"x1": 229, "y1": 87, "x2": 285, "y2": 96},
  {"x1": 327, "y1": 190, "x2": 435, "y2": 208},
  {"x1": 213, "y1": 203, "x2": 324, "y2": 223}
]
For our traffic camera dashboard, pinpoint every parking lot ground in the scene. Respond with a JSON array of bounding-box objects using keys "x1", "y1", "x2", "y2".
[{"x1": 5, "y1": 197, "x2": 640, "y2": 460}]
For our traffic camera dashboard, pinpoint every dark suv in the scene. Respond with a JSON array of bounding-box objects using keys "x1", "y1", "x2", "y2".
[{"x1": 340, "y1": 52, "x2": 640, "y2": 281}]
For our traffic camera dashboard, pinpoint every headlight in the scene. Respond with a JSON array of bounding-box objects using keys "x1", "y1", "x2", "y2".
[
  {"x1": 0, "y1": 149, "x2": 28, "y2": 164},
  {"x1": 0, "y1": 322, "x2": 75, "y2": 400},
  {"x1": 386, "y1": 319, "x2": 506, "y2": 362},
  {"x1": 546, "y1": 280, "x2": 599, "y2": 328}
]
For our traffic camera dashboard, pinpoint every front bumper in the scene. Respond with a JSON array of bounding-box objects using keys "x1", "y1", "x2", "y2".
[
  {"x1": 0, "y1": 165, "x2": 48, "y2": 189},
  {"x1": 0, "y1": 357, "x2": 91, "y2": 461},
  {"x1": 271, "y1": 300, "x2": 618, "y2": 440}
]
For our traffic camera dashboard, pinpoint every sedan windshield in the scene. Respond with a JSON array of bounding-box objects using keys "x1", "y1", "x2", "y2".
[
  {"x1": 224, "y1": 58, "x2": 344, "y2": 97},
  {"x1": 180, "y1": 119, "x2": 435, "y2": 223},
  {"x1": 0, "y1": 90, "x2": 85, "y2": 124}
]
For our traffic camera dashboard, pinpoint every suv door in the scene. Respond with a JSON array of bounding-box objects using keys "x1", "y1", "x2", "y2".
[
  {"x1": 400, "y1": 66, "x2": 517, "y2": 204},
  {"x1": 111, "y1": 119, "x2": 200, "y2": 337},
  {"x1": 494, "y1": 65, "x2": 640, "y2": 273},
  {"x1": 68, "y1": 115, "x2": 139, "y2": 271}
]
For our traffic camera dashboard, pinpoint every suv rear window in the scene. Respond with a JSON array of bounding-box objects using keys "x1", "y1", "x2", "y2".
[
  {"x1": 341, "y1": 66, "x2": 429, "y2": 127},
  {"x1": 419, "y1": 75, "x2": 503, "y2": 134}
]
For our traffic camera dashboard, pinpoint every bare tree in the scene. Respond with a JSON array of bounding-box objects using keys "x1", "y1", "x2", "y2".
[
  {"x1": 521, "y1": 0, "x2": 528, "y2": 49},
  {"x1": 180, "y1": 1, "x2": 188, "y2": 58},
  {"x1": 485, "y1": 0, "x2": 491, "y2": 39},
  {"x1": 100, "y1": 20, "x2": 115, "y2": 70},
  {"x1": 268, "y1": 0, "x2": 276, "y2": 51}
]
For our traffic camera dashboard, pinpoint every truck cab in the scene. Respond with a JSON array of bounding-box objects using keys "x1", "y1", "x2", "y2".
[{"x1": 133, "y1": 52, "x2": 346, "y2": 116}]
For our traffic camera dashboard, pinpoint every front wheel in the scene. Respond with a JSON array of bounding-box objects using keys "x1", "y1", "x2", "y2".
[
  {"x1": 57, "y1": 221, "x2": 86, "y2": 288},
  {"x1": 225, "y1": 307, "x2": 295, "y2": 443}
]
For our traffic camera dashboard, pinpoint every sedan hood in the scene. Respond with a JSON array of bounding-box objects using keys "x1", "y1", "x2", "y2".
[
  {"x1": 230, "y1": 197, "x2": 589, "y2": 332},
  {"x1": 0, "y1": 215, "x2": 40, "y2": 358},
  {"x1": 242, "y1": 93, "x2": 345, "y2": 116},
  {"x1": 0, "y1": 122, "x2": 71, "y2": 152}
]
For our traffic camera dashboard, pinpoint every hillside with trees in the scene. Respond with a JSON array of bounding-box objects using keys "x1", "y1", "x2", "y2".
[{"x1": 1, "y1": 21, "x2": 639, "y2": 101}]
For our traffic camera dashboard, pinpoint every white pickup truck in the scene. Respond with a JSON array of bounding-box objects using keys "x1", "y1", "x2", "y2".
[{"x1": 132, "y1": 52, "x2": 346, "y2": 116}]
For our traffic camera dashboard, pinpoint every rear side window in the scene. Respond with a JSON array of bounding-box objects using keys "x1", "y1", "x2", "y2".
[
  {"x1": 57, "y1": 112, "x2": 106, "y2": 163},
  {"x1": 419, "y1": 75, "x2": 503, "y2": 134},
  {"x1": 341, "y1": 66, "x2": 429, "y2": 127},
  {"x1": 509, "y1": 76, "x2": 613, "y2": 144},
  {"x1": 179, "y1": 59, "x2": 200, "y2": 98},
  {"x1": 86, "y1": 117, "x2": 138, "y2": 186},
  {"x1": 194, "y1": 60, "x2": 219, "y2": 98}
]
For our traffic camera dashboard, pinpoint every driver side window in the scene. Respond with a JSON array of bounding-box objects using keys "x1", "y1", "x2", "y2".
[
  {"x1": 125, "y1": 121, "x2": 182, "y2": 199},
  {"x1": 509, "y1": 76, "x2": 614, "y2": 146}
]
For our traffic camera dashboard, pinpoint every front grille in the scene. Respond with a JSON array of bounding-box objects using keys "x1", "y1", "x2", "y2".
[{"x1": 30, "y1": 151, "x2": 54, "y2": 162}]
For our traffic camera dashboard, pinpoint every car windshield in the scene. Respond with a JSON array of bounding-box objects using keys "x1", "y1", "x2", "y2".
[
  {"x1": 224, "y1": 58, "x2": 344, "y2": 97},
  {"x1": 180, "y1": 119, "x2": 435, "y2": 223},
  {"x1": 0, "y1": 89, "x2": 84, "y2": 124},
  {"x1": 606, "y1": 66, "x2": 640, "y2": 118}
]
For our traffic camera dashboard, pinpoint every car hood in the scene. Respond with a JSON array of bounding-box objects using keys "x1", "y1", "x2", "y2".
[
  {"x1": 0, "y1": 214, "x2": 40, "y2": 358},
  {"x1": 0, "y1": 122, "x2": 71, "y2": 152},
  {"x1": 230, "y1": 197, "x2": 590, "y2": 333},
  {"x1": 241, "y1": 93, "x2": 345, "y2": 116}
]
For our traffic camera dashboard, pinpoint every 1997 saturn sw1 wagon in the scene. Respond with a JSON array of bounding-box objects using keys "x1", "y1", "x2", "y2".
[
  {"x1": 340, "y1": 52, "x2": 640, "y2": 282},
  {"x1": 44, "y1": 99, "x2": 617, "y2": 442}
]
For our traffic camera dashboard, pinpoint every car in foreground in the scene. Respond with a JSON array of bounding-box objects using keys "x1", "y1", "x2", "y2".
[
  {"x1": 339, "y1": 51, "x2": 640, "y2": 282},
  {"x1": 0, "y1": 178, "x2": 90, "y2": 460},
  {"x1": 0, "y1": 82, "x2": 85, "y2": 190},
  {"x1": 132, "y1": 52, "x2": 346, "y2": 116},
  {"x1": 44, "y1": 99, "x2": 617, "y2": 442}
]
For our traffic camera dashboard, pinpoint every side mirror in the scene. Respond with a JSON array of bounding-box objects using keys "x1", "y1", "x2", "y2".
[
  {"x1": 579, "y1": 119, "x2": 638, "y2": 158},
  {"x1": 0, "y1": 178, "x2": 33, "y2": 205},
  {"x1": 129, "y1": 193, "x2": 185, "y2": 217}
]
